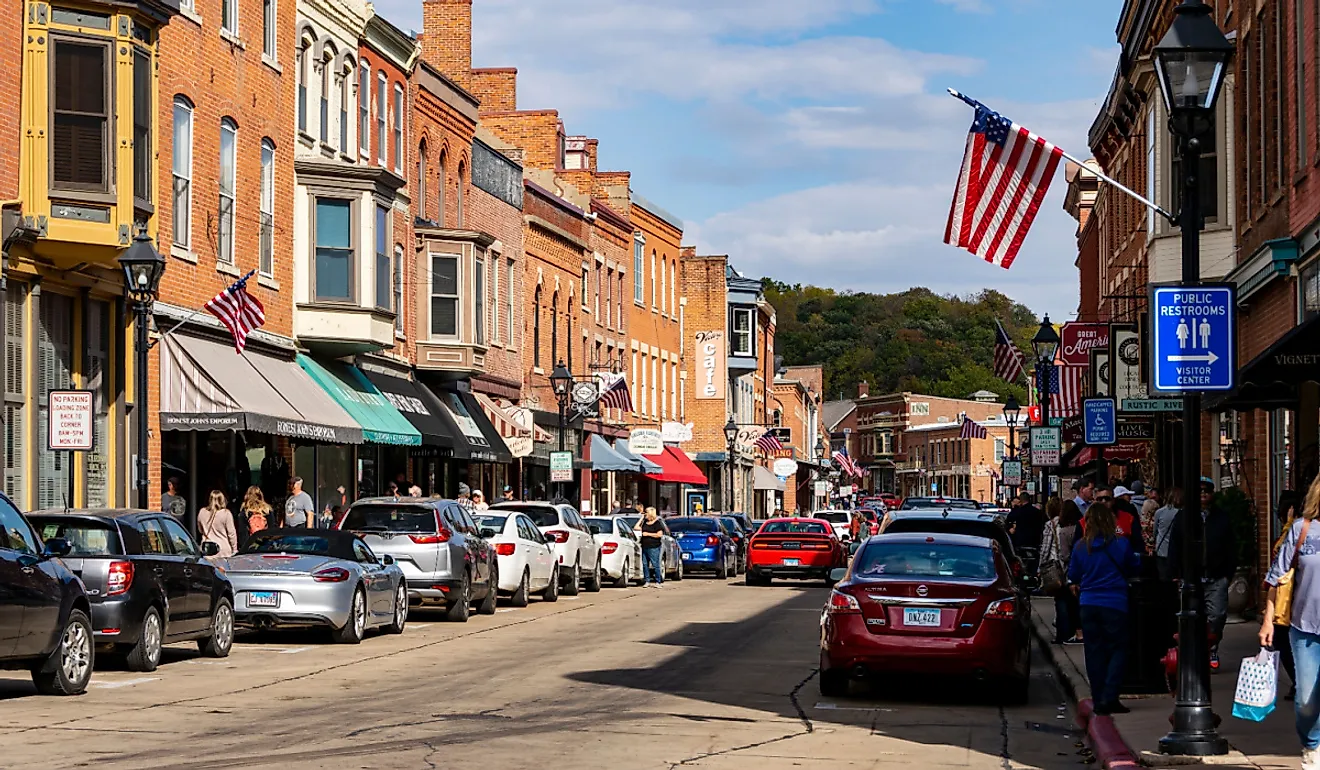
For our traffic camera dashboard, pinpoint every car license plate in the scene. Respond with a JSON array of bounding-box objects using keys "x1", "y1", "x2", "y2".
[
  {"x1": 903, "y1": 608, "x2": 940, "y2": 627},
  {"x1": 681, "y1": 552, "x2": 691, "y2": 560},
  {"x1": 248, "y1": 591, "x2": 280, "y2": 608},
  {"x1": 782, "y1": 558, "x2": 800, "y2": 566}
]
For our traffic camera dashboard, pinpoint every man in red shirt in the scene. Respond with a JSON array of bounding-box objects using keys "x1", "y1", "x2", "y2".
[{"x1": 1092, "y1": 485, "x2": 1147, "y2": 554}]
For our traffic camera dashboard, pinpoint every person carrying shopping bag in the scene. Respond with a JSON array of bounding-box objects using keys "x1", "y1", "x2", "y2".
[
  {"x1": 1260, "y1": 475, "x2": 1320, "y2": 769},
  {"x1": 1068, "y1": 502, "x2": 1142, "y2": 715}
]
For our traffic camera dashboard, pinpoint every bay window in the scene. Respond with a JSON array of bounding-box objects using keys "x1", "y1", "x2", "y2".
[
  {"x1": 375, "y1": 205, "x2": 391, "y2": 311},
  {"x1": 314, "y1": 198, "x2": 354, "y2": 301},
  {"x1": 430, "y1": 254, "x2": 459, "y2": 337}
]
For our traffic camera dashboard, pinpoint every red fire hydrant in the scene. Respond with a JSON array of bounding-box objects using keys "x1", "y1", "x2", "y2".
[{"x1": 1162, "y1": 632, "x2": 1223, "y2": 728}]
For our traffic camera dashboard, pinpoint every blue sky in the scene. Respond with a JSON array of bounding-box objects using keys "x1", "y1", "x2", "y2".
[{"x1": 374, "y1": 0, "x2": 1125, "y2": 318}]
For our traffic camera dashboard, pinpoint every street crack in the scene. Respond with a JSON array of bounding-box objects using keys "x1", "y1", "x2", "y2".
[{"x1": 667, "y1": 666, "x2": 817, "y2": 768}]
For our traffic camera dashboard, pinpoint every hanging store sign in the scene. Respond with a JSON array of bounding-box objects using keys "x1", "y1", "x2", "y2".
[
  {"x1": 1121, "y1": 398, "x2": 1184, "y2": 412},
  {"x1": 661, "y1": 421, "x2": 693, "y2": 443},
  {"x1": 695, "y1": 330, "x2": 727, "y2": 400},
  {"x1": 48, "y1": 390, "x2": 94, "y2": 451},
  {"x1": 628, "y1": 428, "x2": 665, "y2": 456},
  {"x1": 1060, "y1": 323, "x2": 1111, "y2": 367},
  {"x1": 772, "y1": 458, "x2": 798, "y2": 478}
]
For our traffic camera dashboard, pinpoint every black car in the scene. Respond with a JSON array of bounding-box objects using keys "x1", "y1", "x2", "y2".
[
  {"x1": 724, "y1": 513, "x2": 757, "y2": 536},
  {"x1": 0, "y1": 494, "x2": 94, "y2": 695},
  {"x1": 717, "y1": 516, "x2": 749, "y2": 574},
  {"x1": 28, "y1": 509, "x2": 235, "y2": 672}
]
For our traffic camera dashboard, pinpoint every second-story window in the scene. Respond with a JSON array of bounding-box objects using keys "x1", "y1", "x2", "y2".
[
  {"x1": 132, "y1": 49, "x2": 151, "y2": 204},
  {"x1": 506, "y1": 259, "x2": 515, "y2": 347},
  {"x1": 730, "y1": 307, "x2": 753, "y2": 356},
  {"x1": 651, "y1": 250, "x2": 657, "y2": 308},
  {"x1": 430, "y1": 254, "x2": 458, "y2": 336},
  {"x1": 358, "y1": 62, "x2": 369, "y2": 159},
  {"x1": 437, "y1": 150, "x2": 447, "y2": 226},
  {"x1": 375, "y1": 205, "x2": 391, "y2": 311},
  {"x1": 319, "y1": 54, "x2": 330, "y2": 145},
  {"x1": 533, "y1": 285, "x2": 542, "y2": 367},
  {"x1": 490, "y1": 256, "x2": 499, "y2": 343},
  {"x1": 670, "y1": 262, "x2": 676, "y2": 316},
  {"x1": 171, "y1": 97, "x2": 193, "y2": 248},
  {"x1": 262, "y1": 0, "x2": 275, "y2": 58},
  {"x1": 475, "y1": 256, "x2": 485, "y2": 346},
  {"x1": 393, "y1": 244, "x2": 404, "y2": 334},
  {"x1": 339, "y1": 65, "x2": 350, "y2": 152},
  {"x1": 221, "y1": 0, "x2": 237, "y2": 35},
  {"x1": 52, "y1": 38, "x2": 111, "y2": 193},
  {"x1": 315, "y1": 198, "x2": 354, "y2": 301},
  {"x1": 259, "y1": 139, "x2": 275, "y2": 275},
  {"x1": 417, "y1": 141, "x2": 428, "y2": 220},
  {"x1": 376, "y1": 71, "x2": 386, "y2": 165},
  {"x1": 296, "y1": 41, "x2": 308, "y2": 133},
  {"x1": 392, "y1": 84, "x2": 403, "y2": 173},
  {"x1": 604, "y1": 267, "x2": 612, "y2": 328},
  {"x1": 581, "y1": 265, "x2": 589, "y2": 311},
  {"x1": 616, "y1": 273, "x2": 624, "y2": 328},
  {"x1": 633, "y1": 237, "x2": 644, "y2": 302},
  {"x1": 551, "y1": 292, "x2": 559, "y2": 366},
  {"x1": 456, "y1": 161, "x2": 465, "y2": 226},
  {"x1": 218, "y1": 119, "x2": 237, "y2": 264}
]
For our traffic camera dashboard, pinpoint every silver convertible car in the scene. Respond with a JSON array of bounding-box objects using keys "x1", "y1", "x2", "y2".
[{"x1": 223, "y1": 530, "x2": 408, "y2": 644}]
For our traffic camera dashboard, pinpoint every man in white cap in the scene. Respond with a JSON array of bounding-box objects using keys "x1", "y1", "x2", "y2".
[{"x1": 1108, "y1": 485, "x2": 1146, "y2": 555}]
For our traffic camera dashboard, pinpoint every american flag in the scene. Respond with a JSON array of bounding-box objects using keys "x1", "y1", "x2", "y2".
[
  {"x1": 993, "y1": 319, "x2": 1026, "y2": 384},
  {"x1": 944, "y1": 103, "x2": 1064, "y2": 269},
  {"x1": 205, "y1": 270, "x2": 266, "y2": 353},
  {"x1": 598, "y1": 374, "x2": 633, "y2": 412},
  {"x1": 959, "y1": 416, "x2": 988, "y2": 439},
  {"x1": 1037, "y1": 365, "x2": 1084, "y2": 419},
  {"x1": 754, "y1": 431, "x2": 783, "y2": 454},
  {"x1": 832, "y1": 446, "x2": 861, "y2": 478}
]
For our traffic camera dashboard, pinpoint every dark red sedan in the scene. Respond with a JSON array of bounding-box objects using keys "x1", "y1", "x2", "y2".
[
  {"x1": 745, "y1": 518, "x2": 845, "y2": 586},
  {"x1": 818, "y1": 532, "x2": 1030, "y2": 702}
]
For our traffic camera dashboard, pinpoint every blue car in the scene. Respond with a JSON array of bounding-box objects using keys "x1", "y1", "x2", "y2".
[{"x1": 667, "y1": 517, "x2": 738, "y2": 579}]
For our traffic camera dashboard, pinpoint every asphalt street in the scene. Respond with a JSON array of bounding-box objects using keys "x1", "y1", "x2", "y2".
[{"x1": 0, "y1": 578, "x2": 1086, "y2": 769}]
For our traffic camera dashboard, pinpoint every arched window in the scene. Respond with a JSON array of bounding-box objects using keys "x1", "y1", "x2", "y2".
[
  {"x1": 339, "y1": 59, "x2": 352, "y2": 151},
  {"x1": 550, "y1": 291, "x2": 559, "y2": 367},
  {"x1": 259, "y1": 138, "x2": 275, "y2": 275},
  {"x1": 533, "y1": 285, "x2": 542, "y2": 368},
  {"x1": 319, "y1": 50, "x2": 332, "y2": 144},
  {"x1": 456, "y1": 161, "x2": 465, "y2": 227},
  {"x1": 171, "y1": 96, "x2": 193, "y2": 249},
  {"x1": 296, "y1": 40, "x2": 310, "y2": 132},
  {"x1": 358, "y1": 61, "x2": 369, "y2": 159},
  {"x1": 659, "y1": 257, "x2": 666, "y2": 314},
  {"x1": 375, "y1": 70, "x2": 386, "y2": 164},
  {"x1": 438, "y1": 150, "x2": 447, "y2": 226},
  {"x1": 218, "y1": 118, "x2": 237, "y2": 264},
  {"x1": 566, "y1": 298, "x2": 573, "y2": 370},
  {"x1": 670, "y1": 261, "x2": 676, "y2": 315},
  {"x1": 651, "y1": 249, "x2": 657, "y2": 307},
  {"x1": 417, "y1": 140, "x2": 428, "y2": 221}
]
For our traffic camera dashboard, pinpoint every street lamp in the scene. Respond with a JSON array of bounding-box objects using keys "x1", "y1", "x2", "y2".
[
  {"x1": 550, "y1": 361, "x2": 573, "y2": 500},
  {"x1": 1030, "y1": 316, "x2": 1059, "y2": 503},
  {"x1": 723, "y1": 417, "x2": 739, "y2": 512},
  {"x1": 118, "y1": 230, "x2": 166, "y2": 510},
  {"x1": 1002, "y1": 394, "x2": 1021, "y2": 459},
  {"x1": 1154, "y1": 0, "x2": 1232, "y2": 757},
  {"x1": 815, "y1": 438, "x2": 827, "y2": 513}
]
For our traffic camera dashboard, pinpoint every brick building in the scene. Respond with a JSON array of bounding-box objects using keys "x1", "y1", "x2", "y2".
[
  {"x1": 904, "y1": 417, "x2": 1013, "y2": 504},
  {"x1": 771, "y1": 365, "x2": 826, "y2": 513}
]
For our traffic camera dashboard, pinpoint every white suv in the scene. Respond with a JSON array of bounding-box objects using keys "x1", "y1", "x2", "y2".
[{"x1": 491, "y1": 502, "x2": 602, "y2": 594}]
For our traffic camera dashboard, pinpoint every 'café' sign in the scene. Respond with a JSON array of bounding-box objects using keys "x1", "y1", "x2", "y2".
[{"x1": 1060, "y1": 323, "x2": 1110, "y2": 367}]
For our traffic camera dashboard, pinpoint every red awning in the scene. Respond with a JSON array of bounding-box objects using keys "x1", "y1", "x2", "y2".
[{"x1": 645, "y1": 446, "x2": 708, "y2": 485}]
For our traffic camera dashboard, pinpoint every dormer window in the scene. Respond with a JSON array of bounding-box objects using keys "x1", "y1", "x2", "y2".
[{"x1": 730, "y1": 307, "x2": 754, "y2": 356}]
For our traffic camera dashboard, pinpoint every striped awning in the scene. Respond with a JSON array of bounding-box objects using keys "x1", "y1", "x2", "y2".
[{"x1": 471, "y1": 393, "x2": 553, "y2": 457}]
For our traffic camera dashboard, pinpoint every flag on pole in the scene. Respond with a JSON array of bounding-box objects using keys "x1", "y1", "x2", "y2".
[
  {"x1": 204, "y1": 270, "x2": 265, "y2": 353},
  {"x1": 832, "y1": 446, "x2": 861, "y2": 478},
  {"x1": 959, "y1": 416, "x2": 988, "y2": 439},
  {"x1": 993, "y1": 319, "x2": 1027, "y2": 384},
  {"x1": 1051, "y1": 365, "x2": 1085, "y2": 419},
  {"x1": 753, "y1": 431, "x2": 783, "y2": 454},
  {"x1": 944, "y1": 102, "x2": 1064, "y2": 269},
  {"x1": 597, "y1": 373, "x2": 634, "y2": 412}
]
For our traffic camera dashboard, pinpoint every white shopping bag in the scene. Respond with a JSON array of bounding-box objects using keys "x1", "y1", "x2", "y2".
[{"x1": 1231, "y1": 648, "x2": 1280, "y2": 722}]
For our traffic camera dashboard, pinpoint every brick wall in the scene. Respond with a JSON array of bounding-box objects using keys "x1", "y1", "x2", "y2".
[
  {"x1": 630, "y1": 202, "x2": 684, "y2": 428},
  {"x1": 465, "y1": 184, "x2": 524, "y2": 392},
  {"x1": 1290, "y1": 0, "x2": 1320, "y2": 230},
  {"x1": 480, "y1": 111, "x2": 562, "y2": 174},
  {"x1": 470, "y1": 68, "x2": 516, "y2": 112},
  {"x1": 682, "y1": 253, "x2": 729, "y2": 455},
  {"x1": 0, "y1": 0, "x2": 18, "y2": 200},
  {"x1": 522, "y1": 185, "x2": 589, "y2": 411},
  {"x1": 419, "y1": 0, "x2": 471, "y2": 90}
]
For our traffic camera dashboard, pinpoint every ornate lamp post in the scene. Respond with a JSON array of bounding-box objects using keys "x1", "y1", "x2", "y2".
[
  {"x1": 118, "y1": 231, "x2": 166, "y2": 510},
  {"x1": 1030, "y1": 317, "x2": 1060, "y2": 504},
  {"x1": 1153, "y1": 0, "x2": 1232, "y2": 756},
  {"x1": 1002, "y1": 394, "x2": 1021, "y2": 500},
  {"x1": 723, "y1": 417, "x2": 739, "y2": 512},
  {"x1": 550, "y1": 361, "x2": 573, "y2": 500}
]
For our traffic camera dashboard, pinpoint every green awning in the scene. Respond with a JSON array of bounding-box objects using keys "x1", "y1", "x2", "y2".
[{"x1": 296, "y1": 355, "x2": 422, "y2": 445}]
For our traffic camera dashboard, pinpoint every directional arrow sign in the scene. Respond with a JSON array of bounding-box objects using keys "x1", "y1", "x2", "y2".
[{"x1": 1151, "y1": 284, "x2": 1236, "y2": 393}]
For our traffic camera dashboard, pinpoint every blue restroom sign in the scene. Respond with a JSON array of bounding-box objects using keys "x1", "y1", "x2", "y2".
[{"x1": 1151, "y1": 285, "x2": 1236, "y2": 393}]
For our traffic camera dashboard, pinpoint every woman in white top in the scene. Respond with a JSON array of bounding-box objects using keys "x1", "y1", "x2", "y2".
[{"x1": 198, "y1": 490, "x2": 239, "y2": 558}]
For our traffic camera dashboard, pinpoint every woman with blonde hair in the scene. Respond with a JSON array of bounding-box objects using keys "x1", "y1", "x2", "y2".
[
  {"x1": 240, "y1": 485, "x2": 272, "y2": 540},
  {"x1": 198, "y1": 490, "x2": 238, "y2": 558},
  {"x1": 1262, "y1": 475, "x2": 1320, "y2": 769}
]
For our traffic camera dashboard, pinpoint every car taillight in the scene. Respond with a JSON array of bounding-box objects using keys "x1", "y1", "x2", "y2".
[
  {"x1": 802, "y1": 542, "x2": 831, "y2": 551},
  {"x1": 752, "y1": 540, "x2": 773, "y2": 549},
  {"x1": 544, "y1": 529, "x2": 570, "y2": 543},
  {"x1": 827, "y1": 590, "x2": 861, "y2": 614},
  {"x1": 312, "y1": 566, "x2": 350, "y2": 583},
  {"x1": 705, "y1": 535, "x2": 720, "y2": 547},
  {"x1": 495, "y1": 543, "x2": 516, "y2": 556},
  {"x1": 601, "y1": 542, "x2": 619, "y2": 555},
  {"x1": 107, "y1": 561, "x2": 133, "y2": 596},
  {"x1": 1010, "y1": 561, "x2": 1023, "y2": 578},
  {"x1": 985, "y1": 598, "x2": 1016, "y2": 619},
  {"x1": 409, "y1": 533, "x2": 448, "y2": 544}
]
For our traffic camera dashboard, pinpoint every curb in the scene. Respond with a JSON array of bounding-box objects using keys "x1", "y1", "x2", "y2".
[{"x1": 1030, "y1": 604, "x2": 1142, "y2": 769}]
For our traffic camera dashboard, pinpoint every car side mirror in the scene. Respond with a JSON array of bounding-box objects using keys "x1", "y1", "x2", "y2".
[
  {"x1": 381, "y1": 554, "x2": 396, "y2": 566},
  {"x1": 42, "y1": 537, "x2": 72, "y2": 559},
  {"x1": 199, "y1": 541, "x2": 220, "y2": 557},
  {"x1": 829, "y1": 567, "x2": 848, "y2": 583},
  {"x1": 480, "y1": 527, "x2": 497, "y2": 539}
]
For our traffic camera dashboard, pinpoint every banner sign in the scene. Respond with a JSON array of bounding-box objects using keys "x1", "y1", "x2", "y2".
[
  {"x1": 772, "y1": 458, "x2": 798, "y2": 478},
  {"x1": 1060, "y1": 323, "x2": 1111, "y2": 366},
  {"x1": 695, "y1": 330, "x2": 727, "y2": 400},
  {"x1": 1109, "y1": 324, "x2": 1146, "y2": 402}
]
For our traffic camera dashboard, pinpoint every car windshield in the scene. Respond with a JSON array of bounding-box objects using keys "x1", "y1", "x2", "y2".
[
  {"x1": 617, "y1": 515, "x2": 640, "y2": 530},
  {"x1": 854, "y1": 543, "x2": 996, "y2": 579},
  {"x1": 493, "y1": 505, "x2": 561, "y2": 527},
  {"x1": 760, "y1": 520, "x2": 829, "y2": 535},
  {"x1": 814, "y1": 511, "x2": 850, "y2": 524},
  {"x1": 473, "y1": 515, "x2": 508, "y2": 532},
  {"x1": 30, "y1": 519, "x2": 122, "y2": 556},
  {"x1": 668, "y1": 519, "x2": 718, "y2": 533},
  {"x1": 584, "y1": 518, "x2": 615, "y2": 533},
  {"x1": 340, "y1": 505, "x2": 437, "y2": 533},
  {"x1": 242, "y1": 534, "x2": 335, "y2": 556},
  {"x1": 899, "y1": 498, "x2": 981, "y2": 510}
]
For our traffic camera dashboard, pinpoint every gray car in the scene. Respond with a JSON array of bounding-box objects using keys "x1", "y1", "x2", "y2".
[
  {"x1": 338, "y1": 498, "x2": 497, "y2": 622},
  {"x1": 224, "y1": 530, "x2": 407, "y2": 644}
]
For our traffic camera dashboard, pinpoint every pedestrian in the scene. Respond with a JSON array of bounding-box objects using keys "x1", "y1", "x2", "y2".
[
  {"x1": 502, "y1": 485, "x2": 515, "y2": 502},
  {"x1": 1130, "y1": 480, "x2": 1148, "y2": 513},
  {"x1": 848, "y1": 511, "x2": 864, "y2": 542},
  {"x1": 1169, "y1": 477, "x2": 1238, "y2": 671},
  {"x1": 408, "y1": 485, "x2": 422, "y2": 497},
  {"x1": 240, "y1": 485, "x2": 272, "y2": 542},
  {"x1": 161, "y1": 477, "x2": 187, "y2": 518},
  {"x1": 1261, "y1": 475, "x2": 1320, "y2": 769},
  {"x1": 472, "y1": 490, "x2": 490, "y2": 510},
  {"x1": 197, "y1": 490, "x2": 239, "y2": 558},
  {"x1": 321, "y1": 504, "x2": 341, "y2": 529},
  {"x1": 284, "y1": 477, "x2": 315, "y2": 529},
  {"x1": 1266, "y1": 490, "x2": 1301, "y2": 702},
  {"x1": 1007, "y1": 493, "x2": 1047, "y2": 567},
  {"x1": 1070, "y1": 477, "x2": 1096, "y2": 517},
  {"x1": 635, "y1": 506, "x2": 667, "y2": 587},
  {"x1": 1098, "y1": 485, "x2": 1147, "y2": 555},
  {"x1": 1047, "y1": 497, "x2": 1083, "y2": 644},
  {"x1": 457, "y1": 482, "x2": 474, "y2": 510},
  {"x1": 609, "y1": 499, "x2": 625, "y2": 515},
  {"x1": 386, "y1": 481, "x2": 400, "y2": 499},
  {"x1": 1139, "y1": 485, "x2": 1162, "y2": 555},
  {"x1": 660, "y1": 497, "x2": 676, "y2": 516},
  {"x1": 1153, "y1": 487, "x2": 1182, "y2": 581},
  {"x1": 1068, "y1": 501, "x2": 1142, "y2": 716}
]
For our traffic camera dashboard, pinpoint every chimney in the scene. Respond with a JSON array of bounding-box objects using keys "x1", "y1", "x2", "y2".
[
  {"x1": 858, "y1": 381, "x2": 869, "y2": 398},
  {"x1": 421, "y1": 0, "x2": 472, "y2": 90}
]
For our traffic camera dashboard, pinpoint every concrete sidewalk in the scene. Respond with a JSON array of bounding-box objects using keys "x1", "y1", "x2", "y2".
[{"x1": 1031, "y1": 599, "x2": 1301, "y2": 769}]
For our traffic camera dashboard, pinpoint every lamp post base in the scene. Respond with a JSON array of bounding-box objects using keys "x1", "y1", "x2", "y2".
[{"x1": 1159, "y1": 726, "x2": 1229, "y2": 757}]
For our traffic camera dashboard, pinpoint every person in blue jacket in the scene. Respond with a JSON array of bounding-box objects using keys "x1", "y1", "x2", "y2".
[{"x1": 1068, "y1": 501, "x2": 1143, "y2": 716}]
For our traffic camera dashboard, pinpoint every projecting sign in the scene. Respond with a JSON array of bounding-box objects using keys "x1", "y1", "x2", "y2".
[
  {"x1": 1002, "y1": 459, "x2": 1023, "y2": 487},
  {"x1": 814, "y1": 480, "x2": 830, "y2": 495},
  {"x1": 772, "y1": 458, "x2": 798, "y2": 478},
  {"x1": 1060, "y1": 323, "x2": 1111, "y2": 366},
  {"x1": 48, "y1": 390, "x2": 94, "y2": 451},
  {"x1": 1029, "y1": 426, "x2": 1061, "y2": 467},
  {"x1": 695, "y1": 330, "x2": 727, "y2": 400},
  {"x1": 1122, "y1": 398, "x2": 1185, "y2": 412},
  {"x1": 549, "y1": 451, "x2": 574, "y2": 482},
  {"x1": 1082, "y1": 398, "x2": 1117, "y2": 446},
  {"x1": 661, "y1": 421, "x2": 694, "y2": 443},
  {"x1": 628, "y1": 428, "x2": 664, "y2": 456},
  {"x1": 1151, "y1": 285, "x2": 1236, "y2": 392}
]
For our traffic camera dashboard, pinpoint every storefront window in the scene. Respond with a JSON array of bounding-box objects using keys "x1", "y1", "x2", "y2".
[
  {"x1": 316, "y1": 444, "x2": 352, "y2": 518},
  {"x1": 37, "y1": 294, "x2": 75, "y2": 509},
  {"x1": 5, "y1": 285, "x2": 26, "y2": 505},
  {"x1": 85, "y1": 300, "x2": 111, "y2": 508},
  {"x1": 1302, "y1": 258, "x2": 1320, "y2": 323},
  {"x1": 1271, "y1": 408, "x2": 1293, "y2": 542}
]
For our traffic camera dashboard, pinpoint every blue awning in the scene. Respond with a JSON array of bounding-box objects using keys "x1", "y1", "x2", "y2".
[
  {"x1": 590, "y1": 434, "x2": 637, "y2": 472},
  {"x1": 613, "y1": 439, "x2": 663, "y2": 474}
]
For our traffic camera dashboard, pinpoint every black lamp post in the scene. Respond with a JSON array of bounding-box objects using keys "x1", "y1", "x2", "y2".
[
  {"x1": 1031, "y1": 316, "x2": 1059, "y2": 504},
  {"x1": 118, "y1": 231, "x2": 166, "y2": 511},
  {"x1": 1002, "y1": 394, "x2": 1021, "y2": 500},
  {"x1": 723, "y1": 417, "x2": 739, "y2": 512},
  {"x1": 550, "y1": 361, "x2": 573, "y2": 500},
  {"x1": 815, "y1": 438, "x2": 827, "y2": 512},
  {"x1": 1153, "y1": 0, "x2": 1232, "y2": 757}
]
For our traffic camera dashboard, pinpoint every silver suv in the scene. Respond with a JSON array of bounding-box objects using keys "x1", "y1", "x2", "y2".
[{"x1": 338, "y1": 498, "x2": 497, "y2": 622}]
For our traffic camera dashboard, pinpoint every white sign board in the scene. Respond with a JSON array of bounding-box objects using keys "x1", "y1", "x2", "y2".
[
  {"x1": 814, "y1": 480, "x2": 830, "y2": 495},
  {"x1": 48, "y1": 390, "x2": 94, "y2": 451},
  {"x1": 1029, "y1": 426, "x2": 1062, "y2": 467},
  {"x1": 661, "y1": 421, "x2": 693, "y2": 443},
  {"x1": 549, "y1": 451, "x2": 574, "y2": 482},
  {"x1": 838, "y1": 485, "x2": 854, "y2": 496},
  {"x1": 628, "y1": 428, "x2": 664, "y2": 456},
  {"x1": 772, "y1": 458, "x2": 798, "y2": 478},
  {"x1": 1002, "y1": 459, "x2": 1023, "y2": 487}
]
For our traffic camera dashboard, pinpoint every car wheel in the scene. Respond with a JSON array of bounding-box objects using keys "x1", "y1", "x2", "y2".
[
  {"x1": 478, "y1": 565, "x2": 499, "y2": 615},
  {"x1": 745, "y1": 570, "x2": 765, "y2": 587},
  {"x1": 385, "y1": 582, "x2": 408, "y2": 634},
  {"x1": 819, "y1": 668, "x2": 849, "y2": 698},
  {"x1": 562, "y1": 562, "x2": 581, "y2": 596},
  {"x1": 198, "y1": 598, "x2": 234, "y2": 658},
  {"x1": 32, "y1": 609, "x2": 94, "y2": 696},
  {"x1": 445, "y1": 575, "x2": 472, "y2": 622},
  {"x1": 511, "y1": 569, "x2": 530, "y2": 607},
  {"x1": 125, "y1": 606, "x2": 163, "y2": 672},
  {"x1": 584, "y1": 555, "x2": 603, "y2": 593},
  {"x1": 673, "y1": 559, "x2": 683, "y2": 581},
  {"x1": 332, "y1": 587, "x2": 368, "y2": 643},
  {"x1": 615, "y1": 560, "x2": 631, "y2": 588},
  {"x1": 541, "y1": 565, "x2": 560, "y2": 602},
  {"x1": 716, "y1": 554, "x2": 729, "y2": 580},
  {"x1": 734, "y1": 553, "x2": 744, "y2": 575}
]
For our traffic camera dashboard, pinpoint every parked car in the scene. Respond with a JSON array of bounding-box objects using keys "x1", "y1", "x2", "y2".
[
  {"x1": 491, "y1": 502, "x2": 602, "y2": 594},
  {"x1": 615, "y1": 514, "x2": 684, "y2": 581},
  {"x1": 0, "y1": 495, "x2": 94, "y2": 695},
  {"x1": 897, "y1": 497, "x2": 982, "y2": 511},
  {"x1": 225, "y1": 530, "x2": 408, "y2": 643},
  {"x1": 473, "y1": 512, "x2": 559, "y2": 606},
  {"x1": 28, "y1": 509, "x2": 235, "y2": 672},
  {"x1": 819, "y1": 532, "x2": 1031, "y2": 702},
  {"x1": 812, "y1": 510, "x2": 854, "y2": 541},
  {"x1": 723, "y1": 513, "x2": 757, "y2": 536},
  {"x1": 338, "y1": 498, "x2": 497, "y2": 622},
  {"x1": 666, "y1": 517, "x2": 737, "y2": 578},
  {"x1": 717, "y1": 516, "x2": 748, "y2": 574},
  {"x1": 585, "y1": 517, "x2": 642, "y2": 588},
  {"x1": 745, "y1": 517, "x2": 845, "y2": 586},
  {"x1": 879, "y1": 509, "x2": 1025, "y2": 581}
]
